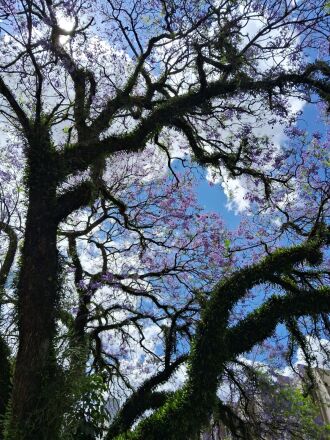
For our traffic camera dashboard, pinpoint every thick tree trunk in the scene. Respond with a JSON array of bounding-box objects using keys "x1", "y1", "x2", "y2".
[
  {"x1": 7, "y1": 133, "x2": 61, "y2": 440},
  {"x1": 8, "y1": 199, "x2": 59, "y2": 439}
]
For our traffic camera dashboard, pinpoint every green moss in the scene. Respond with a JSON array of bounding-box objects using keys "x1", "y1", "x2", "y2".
[{"x1": 109, "y1": 238, "x2": 329, "y2": 440}]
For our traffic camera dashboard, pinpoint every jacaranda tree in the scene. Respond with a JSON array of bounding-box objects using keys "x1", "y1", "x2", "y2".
[{"x1": 0, "y1": 1, "x2": 329, "y2": 439}]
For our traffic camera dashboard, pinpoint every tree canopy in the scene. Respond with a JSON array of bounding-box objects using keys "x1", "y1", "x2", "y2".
[{"x1": 0, "y1": 1, "x2": 329, "y2": 439}]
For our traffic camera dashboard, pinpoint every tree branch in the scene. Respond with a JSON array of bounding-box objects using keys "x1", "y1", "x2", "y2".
[
  {"x1": 59, "y1": 63, "x2": 330, "y2": 180},
  {"x1": 0, "y1": 76, "x2": 30, "y2": 134},
  {"x1": 112, "y1": 232, "x2": 329, "y2": 440},
  {"x1": 107, "y1": 356, "x2": 186, "y2": 439},
  {"x1": 225, "y1": 287, "x2": 330, "y2": 361},
  {"x1": 0, "y1": 221, "x2": 18, "y2": 292},
  {"x1": 54, "y1": 181, "x2": 94, "y2": 223}
]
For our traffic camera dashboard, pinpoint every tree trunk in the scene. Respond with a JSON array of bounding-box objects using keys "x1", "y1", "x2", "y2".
[
  {"x1": 7, "y1": 134, "x2": 61, "y2": 440},
  {"x1": 8, "y1": 200, "x2": 59, "y2": 439}
]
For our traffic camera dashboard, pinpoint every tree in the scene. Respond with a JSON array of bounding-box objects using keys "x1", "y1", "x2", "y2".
[{"x1": 0, "y1": 0, "x2": 329, "y2": 439}]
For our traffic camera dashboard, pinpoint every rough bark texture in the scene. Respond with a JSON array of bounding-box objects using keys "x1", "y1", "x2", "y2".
[{"x1": 7, "y1": 133, "x2": 61, "y2": 440}]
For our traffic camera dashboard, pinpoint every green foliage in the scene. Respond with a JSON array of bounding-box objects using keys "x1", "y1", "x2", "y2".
[
  {"x1": 61, "y1": 373, "x2": 109, "y2": 440},
  {"x1": 224, "y1": 239, "x2": 231, "y2": 250},
  {"x1": 275, "y1": 386, "x2": 330, "y2": 439},
  {"x1": 244, "y1": 368, "x2": 330, "y2": 440}
]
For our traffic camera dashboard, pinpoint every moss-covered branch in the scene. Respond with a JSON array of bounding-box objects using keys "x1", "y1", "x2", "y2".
[
  {"x1": 109, "y1": 234, "x2": 329, "y2": 440},
  {"x1": 59, "y1": 63, "x2": 330, "y2": 180},
  {"x1": 54, "y1": 181, "x2": 94, "y2": 223},
  {"x1": 106, "y1": 356, "x2": 186, "y2": 439},
  {"x1": 225, "y1": 286, "x2": 330, "y2": 360}
]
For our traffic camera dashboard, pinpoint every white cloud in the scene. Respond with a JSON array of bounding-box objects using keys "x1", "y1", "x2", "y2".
[{"x1": 296, "y1": 336, "x2": 330, "y2": 369}]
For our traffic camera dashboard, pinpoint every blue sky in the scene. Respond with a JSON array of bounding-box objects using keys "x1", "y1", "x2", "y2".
[
  {"x1": 195, "y1": 100, "x2": 326, "y2": 230},
  {"x1": 192, "y1": 100, "x2": 328, "y2": 366},
  {"x1": 196, "y1": 172, "x2": 241, "y2": 229}
]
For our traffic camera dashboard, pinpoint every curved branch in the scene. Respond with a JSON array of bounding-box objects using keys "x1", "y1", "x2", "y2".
[
  {"x1": 107, "y1": 356, "x2": 186, "y2": 439},
  {"x1": 0, "y1": 221, "x2": 18, "y2": 292},
  {"x1": 59, "y1": 63, "x2": 330, "y2": 180},
  {"x1": 111, "y1": 233, "x2": 329, "y2": 440},
  {"x1": 0, "y1": 77, "x2": 30, "y2": 134},
  {"x1": 54, "y1": 181, "x2": 94, "y2": 223},
  {"x1": 225, "y1": 287, "x2": 330, "y2": 360}
]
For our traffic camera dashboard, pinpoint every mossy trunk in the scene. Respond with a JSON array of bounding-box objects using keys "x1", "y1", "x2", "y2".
[{"x1": 7, "y1": 133, "x2": 61, "y2": 440}]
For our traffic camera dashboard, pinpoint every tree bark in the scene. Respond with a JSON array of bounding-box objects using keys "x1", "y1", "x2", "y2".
[
  {"x1": 8, "y1": 199, "x2": 59, "y2": 439},
  {"x1": 7, "y1": 133, "x2": 61, "y2": 440}
]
